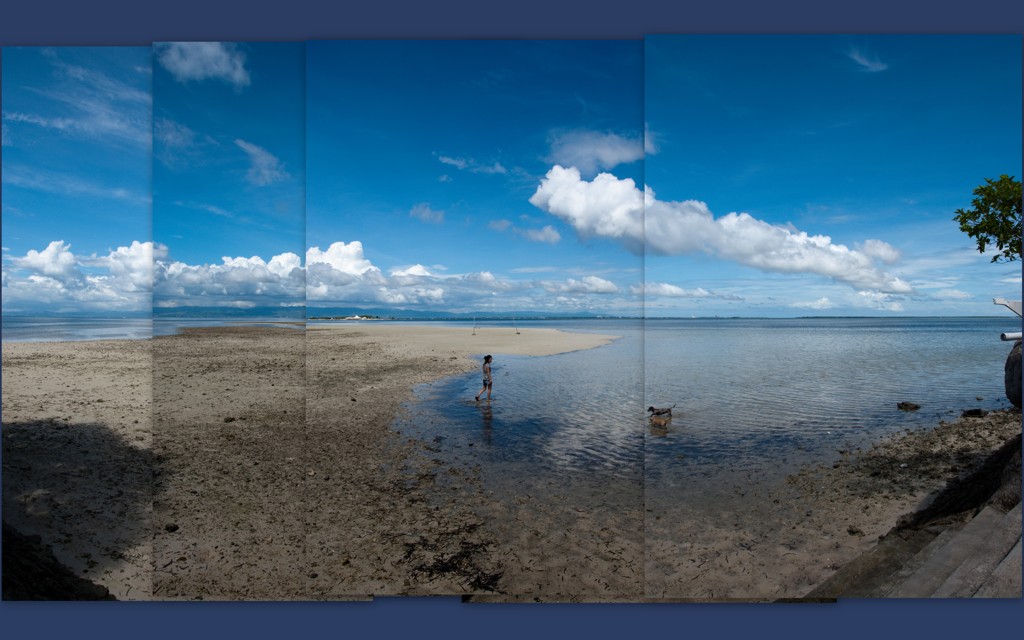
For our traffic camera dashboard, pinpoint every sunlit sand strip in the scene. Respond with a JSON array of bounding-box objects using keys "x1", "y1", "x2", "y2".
[{"x1": 306, "y1": 324, "x2": 618, "y2": 358}]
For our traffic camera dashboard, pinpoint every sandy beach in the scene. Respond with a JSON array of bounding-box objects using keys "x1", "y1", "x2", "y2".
[
  {"x1": 2, "y1": 338, "x2": 153, "y2": 600},
  {"x1": 3, "y1": 323, "x2": 1019, "y2": 601}
]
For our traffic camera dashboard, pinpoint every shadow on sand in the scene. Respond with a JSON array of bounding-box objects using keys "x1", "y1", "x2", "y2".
[{"x1": 2, "y1": 418, "x2": 159, "y2": 600}]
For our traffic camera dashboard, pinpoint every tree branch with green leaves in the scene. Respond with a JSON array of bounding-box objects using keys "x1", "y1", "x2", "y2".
[{"x1": 953, "y1": 175, "x2": 1022, "y2": 263}]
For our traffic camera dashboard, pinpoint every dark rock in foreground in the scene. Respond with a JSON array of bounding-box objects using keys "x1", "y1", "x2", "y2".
[{"x1": 1005, "y1": 341, "x2": 1021, "y2": 409}]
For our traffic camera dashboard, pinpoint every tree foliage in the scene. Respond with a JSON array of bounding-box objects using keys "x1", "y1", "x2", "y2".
[{"x1": 953, "y1": 174, "x2": 1022, "y2": 263}]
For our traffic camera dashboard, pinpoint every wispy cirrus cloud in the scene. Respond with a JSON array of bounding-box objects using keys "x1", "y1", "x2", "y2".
[
  {"x1": 155, "y1": 42, "x2": 251, "y2": 89},
  {"x1": 410, "y1": 203, "x2": 445, "y2": 224},
  {"x1": 173, "y1": 201, "x2": 234, "y2": 218},
  {"x1": 154, "y1": 117, "x2": 219, "y2": 168},
  {"x1": 3, "y1": 53, "x2": 151, "y2": 149},
  {"x1": 437, "y1": 154, "x2": 507, "y2": 175},
  {"x1": 644, "y1": 123, "x2": 659, "y2": 155},
  {"x1": 846, "y1": 47, "x2": 888, "y2": 73},
  {"x1": 234, "y1": 139, "x2": 288, "y2": 186},
  {"x1": 2, "y1": 164, "x2": 148, "y2": 203},
  {"x1": 489, "y1": 218, "x2": 561, "y2": 244},
  {"x1": 932, "y1": 289, "x2": 972, "y2": 301}
]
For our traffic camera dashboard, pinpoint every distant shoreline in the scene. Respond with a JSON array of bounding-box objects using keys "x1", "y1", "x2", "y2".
[{"x1": 3, "y1": 314, "x2": 1015, "y2": 344}]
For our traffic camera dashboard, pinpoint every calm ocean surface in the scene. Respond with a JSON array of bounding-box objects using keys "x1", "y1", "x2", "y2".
[
  {"x1": 1, "y1": 317, "x2": 303, "y2": 342},
  {"x1": 395, "y1": 317, "x2": 1021, "y2": 502},
  {"x1": 1, "y1": 317, "x2": 154, "y2": 342}
]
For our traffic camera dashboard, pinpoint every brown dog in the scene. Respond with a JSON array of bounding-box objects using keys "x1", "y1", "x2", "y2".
[{"x1": 649, "y1": 413, "x2": 672, "y2": 428}]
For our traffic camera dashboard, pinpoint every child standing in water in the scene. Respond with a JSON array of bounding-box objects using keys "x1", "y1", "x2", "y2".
[{"x1": 475, "y1": 354, "x2": 493, "y2": 402}]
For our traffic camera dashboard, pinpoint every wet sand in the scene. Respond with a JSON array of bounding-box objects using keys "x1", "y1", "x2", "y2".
[
  {"x1": 645, "y1": 408, "x2": 1022, "y2": 600},
  {"x1": 151, "y1": 325, "x2": 308, "y2": 600},
  {"x1": 3, "y1": 325, "x2": 1018, "y2": 601},
  {"x1": 303, "y1": 323, "x2": 634, "y2": 599}
]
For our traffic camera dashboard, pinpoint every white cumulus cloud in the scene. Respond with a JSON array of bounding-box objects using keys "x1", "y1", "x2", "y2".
[
  {"x1": 391, "y1": 264, "x2": 433, "y2": 278},
  {"x1": 546, "y1": 130, "x2": 645, "y2": 176},
  {"x1": 3, "y1": 240, "x2": 157, "y2": 312},
  {"x1": 11, "y1": 240, "x2": 81, "y2": 281},
  {"x1": 855, "y1": 290, "x2": 904, "y2": 312},
  {"x1": 790, "y1": 297, "x2": 837, "y2": 310},
  {"x1": 543, "y1": 275, "x2": 618, "y2": 294},
  {"x1": 529, "y1": 165, "x2": 644, "y2": 253},
  {"x1": 156, "y1": 42, "x2": 251, "y2": 89},
  {"x1": 530, "y1": 165, "x2": 913, "y2": 295},
  {"x1": 633, "y1": 282, "x2": 711, "y2": 299},
  {"x1": 155, "y1": 251, "x2": 304, "y2": 307}
]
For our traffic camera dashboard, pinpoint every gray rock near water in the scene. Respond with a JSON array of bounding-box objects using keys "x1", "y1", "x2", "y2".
[
  {"x1": 897, "y1": 401, "x2": 921, "y2": 411},
  {"x1": 1005, "y1": 341, "x2": 1021, "y2": 409}
]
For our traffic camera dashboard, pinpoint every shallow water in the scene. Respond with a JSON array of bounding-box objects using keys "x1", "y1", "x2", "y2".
[
  {"x1": 1, "y1": 317, "x2": 153, "y2": 342},
  {"x1": 395, "y1": 316, "x2": 1019, "y2": 511},
  {"x1": 394, "y1": 320, "x2": 645, "y2": 510},
  {"x1": 644, "y1": 317, "x2": 1019, "y2": 489}
]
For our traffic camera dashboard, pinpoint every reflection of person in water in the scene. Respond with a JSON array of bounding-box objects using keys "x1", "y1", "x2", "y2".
[
  {"x1": 474, "y1": 354, "x2": 493, "y2": 402},
  {"x1": 478, "y1": 402, "x2": 493, "y2": 446}
]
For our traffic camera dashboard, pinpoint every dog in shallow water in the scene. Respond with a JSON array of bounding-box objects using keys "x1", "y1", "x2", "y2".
[
  {"x1": 649, "y1": 413, "x2": 672, "y2": 428},
  {"x1": 647, "y1": 403, "x2": 675, "y2": 417}
]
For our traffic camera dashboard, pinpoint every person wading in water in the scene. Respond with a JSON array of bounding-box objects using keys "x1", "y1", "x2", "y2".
[{"x1": 475, "y1": 354, "x2": 493, "y2": 402}]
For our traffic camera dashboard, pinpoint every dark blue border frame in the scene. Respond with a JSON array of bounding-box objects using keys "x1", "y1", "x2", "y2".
[{"x1": 2, "y1": 1, "x2": 1022, "y2": 638}]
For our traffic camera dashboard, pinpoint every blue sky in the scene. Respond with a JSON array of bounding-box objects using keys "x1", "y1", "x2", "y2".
[
  {"x1": 643, "y1": 35, "x2": 1022, "y2": 317},
  {"x1": 152, "y1": 42, "x2": 305, "y2": 309},
  {"x1": 2, "y1": 47, "x2": 152, "y2": 314},
  {"x1": 3, "y1": 38, "x2": 1020, "y2": 317},
  {"x1": 306, "y1": 40, "x2": 644, "y2": 314}
]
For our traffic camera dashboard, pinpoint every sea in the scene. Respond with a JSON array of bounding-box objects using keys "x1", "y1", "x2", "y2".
[
  {"x1": 392, "y1": 317, "x2": 1021, "y2": 515},
  {"x1": 0, "y1": 317, "x2": 302, "y2": 342}
]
